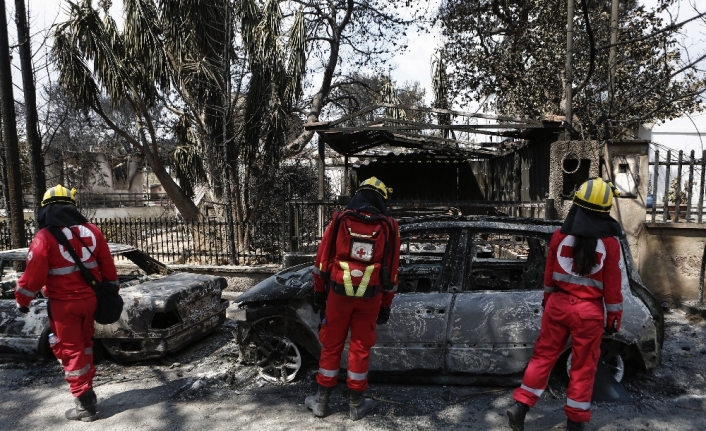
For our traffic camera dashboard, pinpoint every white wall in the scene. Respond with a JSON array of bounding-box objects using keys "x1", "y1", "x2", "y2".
[{"x1": 639, "y1": 113, "x2": 706, "y2": 207}]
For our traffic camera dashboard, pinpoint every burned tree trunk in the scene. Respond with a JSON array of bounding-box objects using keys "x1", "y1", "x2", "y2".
[
  {"x1": 14, "y1": 0, "x2": 45, "y2": 217},
  {"x1": 0, "y1": 0, "x2": 27, "y2": 248}
]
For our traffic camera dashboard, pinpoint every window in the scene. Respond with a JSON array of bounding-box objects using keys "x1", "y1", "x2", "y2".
[
  {"x1": 0, "y1": 259, "x2": 20, "y2": 299},
  {"x1": 466, "y1": 233, "x2": 547, "y2": 291},
  {"x1": 398, "y1": 231, "x2": 452, "y2": 293}
]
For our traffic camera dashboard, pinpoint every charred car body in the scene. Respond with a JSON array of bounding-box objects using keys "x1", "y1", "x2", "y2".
[
  {"x1": 234, "y1": 216, "x2": 663, "y2": 384},
  {"x1": 0, "y1": 244, "x2": 228, "y2": 361}
]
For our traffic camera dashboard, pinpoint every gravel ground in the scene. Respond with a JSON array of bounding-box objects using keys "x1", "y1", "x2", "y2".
[{"x1": 1, "y1": 309, "x2": 705, "y2": 431}]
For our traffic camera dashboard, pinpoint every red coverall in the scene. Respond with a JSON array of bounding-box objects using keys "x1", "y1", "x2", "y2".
[
  {"x1": 312, "y1": 211, "x2": 400, "y2": 391},
  {"x1": 513, "y1": 230, "x2": 623, "y2": 423},
  {"x1": 16, "y1": 224, "x2": 118, "y2": 397}
]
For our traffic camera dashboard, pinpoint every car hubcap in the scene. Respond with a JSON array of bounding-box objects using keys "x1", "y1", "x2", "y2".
[{"x1": 256, "y1": 335, "x2": 302, "y2": 383}]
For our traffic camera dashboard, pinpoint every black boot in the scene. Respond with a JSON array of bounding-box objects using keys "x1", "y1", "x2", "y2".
[
  {"x1": 567, "y1": 419, "x2": 586, "y2": 431},
  {"x1": 65, "y1": 389, "x2": 97, "y2": 422},
  {"x1": 506, "y1": 401, "x2": 529, "y2": 431},
  {"x1": 349, "y1": 390, "x2": 375, "y2": 421},
  {"x1": 305, "y1": 385, "x2": 332, "y2": 418}
]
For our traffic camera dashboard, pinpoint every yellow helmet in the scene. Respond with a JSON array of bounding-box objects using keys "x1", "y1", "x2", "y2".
[
  {"x1": 41, "y1": 184, "x2": 77, "y2": 207},
  {"x1": 357, "y1": 176, "x2": 392, "y2": 200},
  {"x1": 573, "y1": 177, "x2": 620, "y2": 212}
]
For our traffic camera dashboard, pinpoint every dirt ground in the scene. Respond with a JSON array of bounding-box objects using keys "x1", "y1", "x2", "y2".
[{"x1": 1, "y1": 308, "x2": 706, "y2": 431}]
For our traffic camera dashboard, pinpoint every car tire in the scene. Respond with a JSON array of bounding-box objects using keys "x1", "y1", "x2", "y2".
[
  {"x1": 38, "y1": 325, "x2": 55, "y2": 360},
  {"x1": 256, "y1": 334, "x2": 302, "y2": 384},
  {"x1": 566, "y1": 341, "x2": 626, "y2": 383}
]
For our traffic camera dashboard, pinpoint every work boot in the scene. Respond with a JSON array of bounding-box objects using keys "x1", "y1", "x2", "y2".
[
  {"x1": 506, "y1": 401, "x2": 529, "y2": 431},
  {"x1": 348, "y1": 390, "x2": 375, "y2": 421},
  {"x1": 65, "y1": 389, "x2": 97, "y2": 422},
  {"x1": 305, "y1": 385, "x2": 332, "y2": 418},
  {"x1": 567, "y1": 419, "x2": 586, "y2": 431}
]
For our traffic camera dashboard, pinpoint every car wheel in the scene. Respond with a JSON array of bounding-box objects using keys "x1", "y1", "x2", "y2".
[
  {"x1": 256, "y1": 335, "x2": 302, "y2": 384},
  {"x1": 38, "y1": 325, "x2": 54, "y2": 360},
  {"x1": 566, "y1": 343, "x2": 625, "y2": 383}
]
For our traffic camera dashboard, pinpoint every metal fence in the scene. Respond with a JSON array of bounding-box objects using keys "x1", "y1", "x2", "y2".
[
  {"x1": 11, "y1": 193, "x2": 172, "y2": 209},
  {"x1": 649, "y1": 149, "x2": 706, "y2": 223},
  {"x1": 0, "y1": 217, "x2": 282, "y2": 265}
]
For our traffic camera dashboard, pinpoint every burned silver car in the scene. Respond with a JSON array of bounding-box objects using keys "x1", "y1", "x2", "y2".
[
  {"x1": 0, "y1": 244, "x2": 228, "y2": 361},
  {"x1": 234, "y1": 216, "x2": 663, "y2": 384}
]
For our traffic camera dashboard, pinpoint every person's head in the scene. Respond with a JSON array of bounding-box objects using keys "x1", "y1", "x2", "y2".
[
  {"x1": 346, "y1": 176, "x2": 392, "y2": 215},
  {"x1": 41, "y1": 184, "x2": 77, "y2": 207},
  {"x1": 571, "y1": 177, "x2": 620, "y2": 275},
  {"x1": 356, "y1": 176, "x2": 392, "y2": 201},
  {"x1": 572, "y1": 177, "x2": 619, "y2": 213}
]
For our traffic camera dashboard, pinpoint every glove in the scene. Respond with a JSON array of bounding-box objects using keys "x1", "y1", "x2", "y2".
[
  {"x1": 376, "y1": 307, "x2": 391, "y2": 325},
  {"x1": 605, "y1": 310, "x2": 622, "y2": 335},
  {"x1": 542, "y1": 292, "x2": 551, "y2": 309},
  {"x1": 313, "y1": 291, "x2": 327, "y2": 318},
  {"x1": 16, "y1": 304, "x2": 29, "y2": 314}
]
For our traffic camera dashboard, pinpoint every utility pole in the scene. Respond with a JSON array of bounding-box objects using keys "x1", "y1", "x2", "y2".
[
  {"x1": 0, "y1": 0, "x2": 27, "y2": 248},
  {"x1": 565, "y1": 0, "x2": 575, "y2": 131},
  {"x1": 15, "y1": 0, "x2": 46, "y2": 218}
]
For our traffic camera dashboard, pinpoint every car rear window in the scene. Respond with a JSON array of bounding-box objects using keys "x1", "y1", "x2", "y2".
[{"x1": 466, "y1": 233, "x2": 548, "y2": 291}]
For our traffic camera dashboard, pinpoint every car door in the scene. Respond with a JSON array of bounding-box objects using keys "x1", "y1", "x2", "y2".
[
  {"x1": 446, "y1": 231, "x2": 548, "y2": 374},
  {"x1": 363, "y1": 228, "x2": 461, "y2": 372}
]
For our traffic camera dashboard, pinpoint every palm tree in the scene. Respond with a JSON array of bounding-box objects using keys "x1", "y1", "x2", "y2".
[{"x1": 52, "y1": 0, "x2": 202, "y2": 220}]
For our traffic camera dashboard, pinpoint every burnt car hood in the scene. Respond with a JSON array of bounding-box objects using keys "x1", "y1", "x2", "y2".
[{"x1": 236, "y1": 262, "x2": 313, "y2": 303}]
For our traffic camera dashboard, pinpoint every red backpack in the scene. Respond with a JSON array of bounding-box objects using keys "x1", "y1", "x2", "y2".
[{"x1": 319, "y1": 210, "x2": 397, "y2": 298}]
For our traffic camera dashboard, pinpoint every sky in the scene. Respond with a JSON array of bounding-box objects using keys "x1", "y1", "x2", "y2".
[{"x1": 5, "y1": 0, "x2": 706, "y2": 111}]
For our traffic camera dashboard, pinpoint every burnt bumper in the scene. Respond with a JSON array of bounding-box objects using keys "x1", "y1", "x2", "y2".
[{"x1": 100, "y1": 300, "x2": 228, "y2": 361}]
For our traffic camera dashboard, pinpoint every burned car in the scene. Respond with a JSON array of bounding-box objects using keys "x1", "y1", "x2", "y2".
[
  {"x1": 0, "y1": 244, "x2": 228, "y2": 361},
  {"x1": 234, "y1": 216, "x2": 663, "y2": 384}
]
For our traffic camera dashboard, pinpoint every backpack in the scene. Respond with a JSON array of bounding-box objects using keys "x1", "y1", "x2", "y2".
[{"x1": 319, "y1": 210, "x2": 397, "y2": 298}]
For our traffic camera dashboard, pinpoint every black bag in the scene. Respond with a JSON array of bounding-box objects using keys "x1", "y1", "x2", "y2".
[{"x1": 48, "y1": 226, "x2": 124, "y2": 325}]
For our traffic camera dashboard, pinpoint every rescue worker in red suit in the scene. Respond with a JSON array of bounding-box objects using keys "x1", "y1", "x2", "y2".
[
  {"x1": 305, "y1": 177, "x2": 400, "y2": 420},
  {"x1": 507, "y1": 177, "x2": 623, "y2": 431},
  {"x1": 15, "y1": 185, "x2": 119, "y2": 422}
]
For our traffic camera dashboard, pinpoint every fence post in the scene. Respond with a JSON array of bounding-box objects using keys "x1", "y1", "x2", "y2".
[
  {"x1": 651, "y1": 150, "x2": 658, "y2": 222},
  {"x1": 675, "y1": 150, "x2": 684, "y2": 222},
  {"x1": 544, "y1": 198, "x2": 555, "y2": 220},
  {"x1": 697, "y1": 150, "x2": 706, "y2": 223},
  {"x1": 687, "y1": 150, "x2": 695, "y2": 222},
  {"x1": 663, "y1": 150, "x2": 671, "y2": 222}
]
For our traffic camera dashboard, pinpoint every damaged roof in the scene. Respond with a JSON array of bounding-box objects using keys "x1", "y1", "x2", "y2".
[{"x1": 305, "y1": 103, "x2": 563, "y2": 158}]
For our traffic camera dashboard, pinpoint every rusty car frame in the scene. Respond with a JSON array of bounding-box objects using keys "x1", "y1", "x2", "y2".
[
  {"x1": 0, "y1": 244, "x2": 228, "y2": 361},
  {"x1": 233, "y1": 216, "x2": 664, "y2": 384}
]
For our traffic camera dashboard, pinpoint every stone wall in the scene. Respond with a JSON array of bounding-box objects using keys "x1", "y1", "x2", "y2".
[{"x1": 636, "y1": 223, "x2": 706, "y2": 305}]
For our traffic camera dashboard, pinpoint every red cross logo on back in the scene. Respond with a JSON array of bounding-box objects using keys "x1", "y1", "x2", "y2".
[
  {"x1": 557, "y1": 236, "x2": 606, "y2": 276},
  {"x1": 58, "y1": 225, "x2": 97, "y2": 263}
]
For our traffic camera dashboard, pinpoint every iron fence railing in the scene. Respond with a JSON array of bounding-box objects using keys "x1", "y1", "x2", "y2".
[
  {"x1": 11, "y1": 193, "x2": 172, "y2": 209},
  {"x1": 0, "y1": 217, "x2": 282, "y2": 265},
  {"x1": 649, "y1": 149, "x2": 706, "y2": 223}
]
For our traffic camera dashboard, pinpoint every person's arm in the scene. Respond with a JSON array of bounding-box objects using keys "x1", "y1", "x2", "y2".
[
  {"x1": 542, "y1": 229, "x2": 560, "y2": 307},
  {"x1": 16, "y1": 231, "x2": 50, "y2": 308},
  {"x1": 313, "y1": 213, "x2": 338, "y2": 294},
  {"x1": 381, "y1": 218, "x2": 400, "y2": 309},
  {"x1": 603, "y1": 237, "x2": 624, "y2": 332}
]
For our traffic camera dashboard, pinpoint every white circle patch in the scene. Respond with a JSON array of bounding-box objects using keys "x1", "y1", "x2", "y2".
[
  {"x1": 557, "y1": 235, "x2": 606, "y2": 276},
  {"x1": 58, "y1": 226, "x2": 97, "y2": 263},
  {"x1": 26, "y1": 251, "x2": 33, "y2": 262}
]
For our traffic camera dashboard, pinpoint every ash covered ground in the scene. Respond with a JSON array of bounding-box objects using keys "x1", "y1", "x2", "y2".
[{"x1": 0, "y1": 309, "x2": 705, "y2": 430}]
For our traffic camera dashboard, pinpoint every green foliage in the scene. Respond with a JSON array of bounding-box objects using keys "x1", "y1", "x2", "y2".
[{"x1": 438, "y1": 0, "x2": 706, "y2": 138}]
